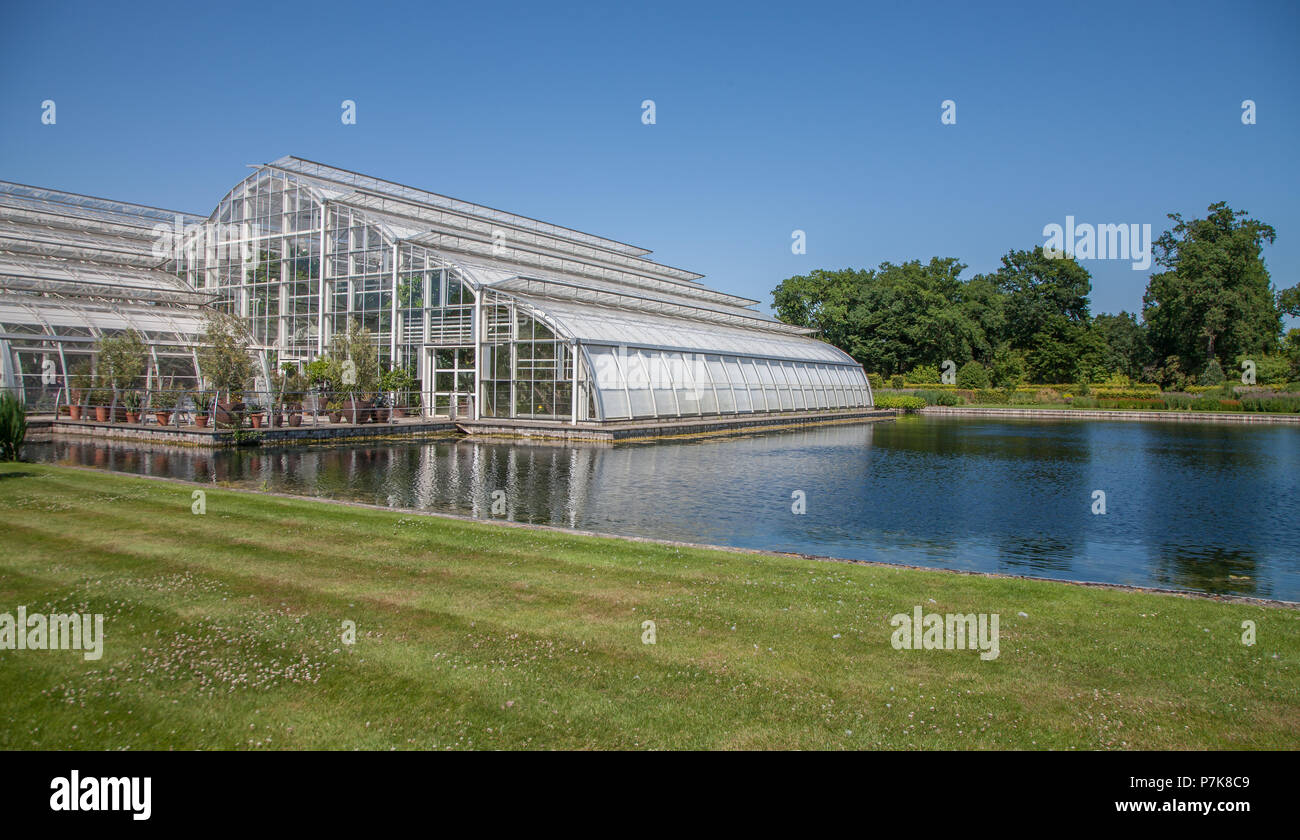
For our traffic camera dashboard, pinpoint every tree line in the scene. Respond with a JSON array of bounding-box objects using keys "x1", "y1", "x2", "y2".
[{"x1": 772, "y1": 203, "x2": 1300, "y2": 388}]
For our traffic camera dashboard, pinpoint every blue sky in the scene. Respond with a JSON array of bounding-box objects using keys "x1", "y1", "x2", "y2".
[{"x1": 2, "y1": 0, "x2": 1296, "y2": 323}]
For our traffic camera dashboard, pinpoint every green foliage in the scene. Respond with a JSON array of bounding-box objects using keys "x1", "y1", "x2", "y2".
[
  {"x1": 772, "y1": 258, "x2": 1002, "y2": 375},
  {"x1": 0, "y1": 393, "x2": 26, "y2": 461},
  {"x1": 1238, "y1": 396, "x2": 1300, "y2": 413},
  {"x1": 874, "y1": 395, "x2": 926, "y2": 411},
  {"x1": 1236, "y1": 353, "x2": 1292, "y2": 385},
  {"x1": 889, "y1": 374, "x2": 905, "y2": 389},
  {"x1": 770, "y1": 207, "x2": 1289, "y2": 390},
  {"x1": 971, "y1": 389, "x2": 1011, "y2": 404},
  {"x1": 67, "y1": 361, "x2": 94, "y2": 400},
  {"x1": 328, "y1": 319, "x2": 380, "y2": 395},
  {"x1": 197, "y1": 312, "x2": 256, "y2": 400},
  {"x1": 1277, "y1": 284, "x2": 1300, "y2": 318},
  {"x1": 911, "y1": 389, "x2": 963, "y2": 406},
  {"x1": 1143, "y1": 202, "x2": 1279, "y2": 372},
  {"x1": 1091, "y1": 311, "x2": 1149, "y2": 380},
  {"x1": 955, "y1": 360, "x2": 990, "y2": 389},
  {"x1": 96, "y1": 330, "x2": 147, "y2": 391},
  {"x1": 985, "y1": 247, "x2": 1092, "y2": 350},
  {"x1": 1199, "y1": 357, "x2": 1225, "y2": 385},
  {"x1": 907, "y1": 364, "x2": 941, "y2": 384},
  {"x1": 989, "y1": 345, "x2": 1026, "y2": 389},
  {"x1": 121, "y1": 390, "x2": 142, "y2": 410},
  {"x1": 380, "y1": 366, "x2": 416, "y2": 395},
  {"x1": 1098, "y1": 398, "x2": 1165, "y2": 409}
]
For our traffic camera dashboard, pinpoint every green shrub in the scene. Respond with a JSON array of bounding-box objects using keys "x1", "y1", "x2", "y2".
[
  {"x1": 1199, "y1": 358, "x2": 1225, "y2": 386},
  {"x1": 1070, "y1": 396, "x2": 1100, "y2": 408},
  {"x1": 906, "y1": 364, "x2": 941, "y2": 384},
  {"x1": 875, "y1": 395, "x2": 926, "y2": 411},
  {"x1": 911, "y1": 389, "x2": 963, "y2": 406},
  {"x1": 0, "y1": 392, "x2": 27, "y2": 461},
  {"x1": 1236, "y1": 354, "x2": 1293, "y2": 385},
  {"x1": 971, "y1": 389, "x2": 1006, "y2": 404},
  {"x1": 1189, "y1": 398, "x2": 1241, "y2": 411},
  {"x1": 867, "y1": 373, "x2": 884, "y2": 392},
  {"x1": 889, "y1": 374, "x2": 905, "y2": 389},
  {"x1": 955, "y1": 361, "x2": 990, "y2": 389},
  {"x1": 1098, "y1": 398, "x2": 1165, "y2": 409},
  {"x1": 1092, "y1": 388, "x2": 1168, "y2": 399},
  {"x1": 1239, "y1": 396, "x2": 1300, "y2": 413}
]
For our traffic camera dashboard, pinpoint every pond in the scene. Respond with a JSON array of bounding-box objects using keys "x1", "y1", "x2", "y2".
[{"x1": 28, "y1": 416, "x2": 1300, "y2": 601}]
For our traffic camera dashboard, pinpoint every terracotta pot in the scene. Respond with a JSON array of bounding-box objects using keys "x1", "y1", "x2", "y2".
[
  {"x1": 195, "y1": 415, "x2": 209, "y2": 428},
  {"x1": 373, "y1": 406, "x2": 391, "y2": 423},
  {"x1": 330, "y1": 411, "x2": 344, "y2": 423},
  {"x1": 393, "y1": 407, "x2": 406, "y2": 419},
  {"x1": 250, "y1": 413, "x2": 263, "y2": 429},
  {"x1": 155, "y1": 411, "x2": 171, "y2": 426},
  {"x1": 342, "y1": 399, "x2": 366, "y2": 424},
  {"x1": 69, "y1": 405, "x2": 83, "y2": 420},
  {"x1": 126, "y1": 411, "x2": 140, "y2": 424},
  {"x1": 288, "y1": 413, "x2": 302, "y2": 427},
  {"x1": 94, "y1": 406, "x2": 109, "y2": 422},
  {"x1": 215, "y1": 402, "x2": 245, "y2": 429}
]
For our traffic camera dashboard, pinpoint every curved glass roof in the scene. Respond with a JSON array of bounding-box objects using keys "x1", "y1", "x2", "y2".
[
  {"x1": 510, "y1": 293, "x2": 859, "y2": 365},
  {"x1": 0, "y1": 297, "x2": 206, "y2": 344}
]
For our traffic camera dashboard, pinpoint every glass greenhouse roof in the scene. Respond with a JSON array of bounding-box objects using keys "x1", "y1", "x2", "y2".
[{"x1": 513, "y1": 293, "x2": 858, "y2": 365}]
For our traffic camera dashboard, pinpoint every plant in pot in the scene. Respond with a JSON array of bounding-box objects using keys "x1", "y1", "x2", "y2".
[
  {"x1": 380, "y1": 366, "x2": 415, "y2": 419},
  {"x1": 330, "y1": 319, "x2": 379, "y2": 424},
  {"x1": 89, "y1": 387, "x2": 111, "y2": 422},
  {"x1": 121, "y1": 389, "x2": 142, "y2": 423},
  {"x1": 96, "y1": 330, "x2": 146, "y2": 421},
  {"x1": 196, "y1": 312, "x2": 256, "y2": 429},
  {"x1": 191, "y1": 388, "x2": 210, "y2": 428},
  {"x1": 304, "y1": 358, "x2": 335, "y2": 418},
  {"x1": 280, "y1": 366, "x2": 306, "y2": 427},
  {"x1": 152, "y1": 388, "x2": 178, "y2": 426},
  {"x1": 326, "y1": 399, "x2": 344, "y2": 423},
  {"x1": 245, "y1": 396, "x2": 265, "y2": 428},
  {"x1": 67, "y1": 361, "x2": 94, "y2": 420}
]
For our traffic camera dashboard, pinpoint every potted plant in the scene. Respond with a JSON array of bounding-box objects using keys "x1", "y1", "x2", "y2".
[
  {"x1": 90, "y1": 387, "x2": 110, "y2": 422},
  {"x1": 246, "y1": 396, "x2": 265, "y2": 428},
  {"x1": 67, "y1": 361, "x2": 93, "y2": 420},
  {"x1": 96, "y1": 331, "x2": 146, "y2": 421},
  {"x1": 197, "y1": 312, "x2": 256, "y2": 425},
  {"x1": 380, "y1": 367, "x2": 415, "y2": 419},
  {"x1": 190, "y1": 388, "x2": 210, "y2": 427},
  {"x1": 122, "y1": 390, "x2": 142, "y2": 423},
  {"x1": 152, "y1": 389, "x2": 178, "y2": 426},
  {"x1": 326, "y1": 399, "x2": 344, "y2": 423}
]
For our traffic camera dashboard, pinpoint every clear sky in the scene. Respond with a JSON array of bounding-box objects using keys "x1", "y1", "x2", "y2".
[{"x1": 2, "y1": 0, "x2": 1296, "y2": 323}]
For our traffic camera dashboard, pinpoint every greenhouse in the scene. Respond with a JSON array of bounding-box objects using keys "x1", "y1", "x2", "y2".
[
  {"x1": 0, "y1": 181, "x2": 210, "y2": 411},
  {"x1": 1, "y1": 157, "x2": 872, "y2": 423}
]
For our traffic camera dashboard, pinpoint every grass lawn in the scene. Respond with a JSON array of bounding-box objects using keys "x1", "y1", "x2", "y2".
[{"x1": 1, "y1": 462, "x2": 1296, "y2": 750}]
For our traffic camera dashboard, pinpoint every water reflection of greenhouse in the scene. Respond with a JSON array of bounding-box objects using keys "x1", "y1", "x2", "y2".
[{"x1": 1, "y1": 158, "x2": 871, "y2": 421}]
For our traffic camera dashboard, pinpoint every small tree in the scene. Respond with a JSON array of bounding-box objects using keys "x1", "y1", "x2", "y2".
[
  {"x1": 196, "y1": 312, "x2": 256, "y2": 402},
  {"x1": 96, "y1": 330, "x2": 147, "y2": 393},
  {"x1": 1199, "y1": 357, "x2": 1226, "y2": 386},
  {"x1": 955, "y1": 360, "x2": 991, "y2": 389},
  {"x1": 328, "y1": 319, "x2": 379, "y2": 396}
]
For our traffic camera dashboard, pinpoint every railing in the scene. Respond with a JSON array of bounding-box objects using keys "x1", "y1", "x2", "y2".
[{"x1": 52, "y1": 387, "x2": 426, "y2": 430}]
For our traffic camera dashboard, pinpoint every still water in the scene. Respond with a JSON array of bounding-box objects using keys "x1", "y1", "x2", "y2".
[{"x1": 29, "y1": 417, "x2": 1300, "y2": 600}]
